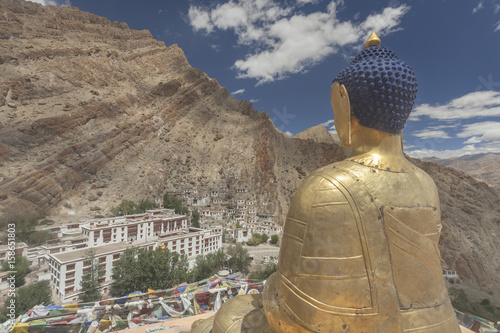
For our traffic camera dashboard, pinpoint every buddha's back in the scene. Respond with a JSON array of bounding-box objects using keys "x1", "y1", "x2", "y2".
[{"x1": 264, "y1": 160, "x2": 460, "y2": 332}]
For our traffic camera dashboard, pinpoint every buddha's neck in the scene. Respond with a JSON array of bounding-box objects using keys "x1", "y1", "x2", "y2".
[{"x1": 348, "y1": 126, "x2": 414, "y2": 173}]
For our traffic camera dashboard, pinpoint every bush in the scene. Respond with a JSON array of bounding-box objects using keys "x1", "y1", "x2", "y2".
[
  {"x1": 111, "y1": 199, "x2": 157, "y2": 216},
  {"x1": 449, "y1": 287, "x2": 500, "y2": 323},
  {"x1": 480, "y1": 298, "x2": 491, "y2": 306},
  {"x1": 261, "y1": 234, "x2": 269, "y2": 243},
  {"x1": 38, "y1": 219, "x2": 54, "y2": 225},
  {"x1": 163, "y1": 194, "x2": 188, "y2": 215},
  {"x1": 246, "y1": 238, "x2": 257, "y2": 246},
  {"x1": 270, "y1": 234, "x2": 279, "y2": 245},
  {"x1": 0, "y1": 280, "x2": 52, "y2": 322},
  {"x1": 226, "y1": 244, "x2": 252, "y2": 273},
  {"x1": 1, "y1": 256, "x2": 30, "y2": 287},
  {"x1": 111, "y1": 247, "x2": 190, "y2": 296},
  {"x1": 190, "y1": 250, "x2": 227, "y2": 281},
  {"x1": 191, "y1": 210, "x2": 200, "y2": 228},
  {"x1": 248, "y1": 263, "x2": 277, "y2": 280},
  {"x1": 28, "y1": 230, "x2": 57, "y2": 246}
]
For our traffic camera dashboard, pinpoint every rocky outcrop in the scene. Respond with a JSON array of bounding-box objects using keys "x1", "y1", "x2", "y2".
[
  {"x1": 413, "y1": 159, "x2": 500, "y2": 292},
  {"x1": 0, "y1": 0, "x2": 499, "y2": 304},
  {"x1": 0, "y1": 0, "x2": 345, "y2": 220},
  {"x1": 426, "y1": 153, "x2": 500, "y2": 191}
]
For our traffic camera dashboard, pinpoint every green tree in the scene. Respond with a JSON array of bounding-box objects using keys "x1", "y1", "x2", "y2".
[
  {"x1": 0, "y1": 210, "x2": 46, "y2": 245},
  {"x1": 226, "y1": 244, "x2": 252, "y2": 273},
  {"x1": 248, "y1": 263, "x2": 277, "y2": 280},
  {"x1": 2, "y1": 256, "x2": 30, "y2": 287},
  {"x1": 79, "y1": 249, "x2": 104, "y2": 302},
  {"x1": 0, "y1": 280, "x2": 52, "y2": 322},
  {"x1": 261, "y1": 233, "x2": 269, "y2": 244},
  {"x1": 191, "y1": 210, "x2": 200, "y2": 228},
  {"x1": 111, "y1": 199, "x2": 157, "y2": 216},
  {"x1": 247, "y1": 233, "x2": 262, "y2": 246},
  {"x1": 111, "y1": 247, "x2": 190, "y2": 297},
  {"x1": 111, "y1": 199, "x2": 138, "y2": 216},
  {"x1": 270, "y1": 235, "x2": 279, "y2": 245},
  {"x1": 235, "y1": 221, "x2": 241, "y2": 229},
  {"x1": 163, "y1": 194, "x2": 188, "y2": 215},
  {"x1": 137, "y1": 199, "x2": 157, "y2": 213},
  {"x1": 28, "y1": 230, "x2": 57, "y2": 246},
  {"x1": 191, "y1": 249, "x2": 227, "y2": 281}
]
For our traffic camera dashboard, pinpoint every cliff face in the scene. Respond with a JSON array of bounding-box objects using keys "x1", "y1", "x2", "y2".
[
  {"x1": 425, "y1": 153, "x2": 500, "y2": 191},
  {"x1": 412, "y1": 159, "x2": 500, "y2": 294},
  {"x1": 0, "y1": 0, "x2": 345, "y2": 221},
  {"x1": 1, "y1": 0, "x2": 499, "y2": 303}
]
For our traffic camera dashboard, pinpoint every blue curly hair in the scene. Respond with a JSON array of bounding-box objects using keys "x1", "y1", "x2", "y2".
[{"x1": 334, "y1": 46, "x2": 418, "y2": 134}]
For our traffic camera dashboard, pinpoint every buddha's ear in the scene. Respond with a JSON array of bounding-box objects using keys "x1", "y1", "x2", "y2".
[{"x1": 331, "y1": 82, "x2": 351, "y2": 148}]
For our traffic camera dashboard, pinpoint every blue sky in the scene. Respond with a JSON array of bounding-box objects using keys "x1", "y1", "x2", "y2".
[{"x1": 32, "y1": 0, "x2": 500, "y2": 159}]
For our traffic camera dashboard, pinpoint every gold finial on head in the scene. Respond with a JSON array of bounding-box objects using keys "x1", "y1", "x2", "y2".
[{"x1": 365, "y1": 31, "x2": 381, "y2": 48}]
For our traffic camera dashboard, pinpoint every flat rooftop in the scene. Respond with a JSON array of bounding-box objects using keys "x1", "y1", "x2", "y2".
[{"x1": 51, "y1": 242, "x2": 155, "y2": 263}]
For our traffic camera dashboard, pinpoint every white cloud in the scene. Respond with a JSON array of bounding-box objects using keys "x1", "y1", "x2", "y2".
[
  {"x1": 285, "y1": 131, "x2": 293, "y2": 136},
  {"x1": 210, "y1": 44, "x2": 221, "y2": 52},
  {"x1": 464, "y1": 137, "x2": 482, "y2": 144},
  {"x1": 249, "y1": 98, "x2": 260, "y2": 103},
  {"x1": 360, "y1": 6, "x2": 410, "y2": 35},
  {"x1": 495, "y1": 21, "x2": 500, "y2": 32},
  {"x1": 328, "y1": 128, "x2": 338, "y2": 135},
  {"x1": 231, "y1": 89, "x2": 245, "y2": 95},
  {"x1": 188, "y1": 1, "x2": 410, "y2": 84},
  {"x1": 473, "y1": 1, "x2": 484, "y2": 13},
  {"x1": 297, "y1": 0, "x2": 320, "y2": 5},
  {"x1": 188, "y1": 6, "x2": 214, "y2": 33},
  {"x1": 321, "y1": 119, "x2": 335, "y2": 128},
  {"x1": 457, "y1": 121, "x2": 500, "y2": 142},
  {"x1": 413, "y1": 130, "x2": 451, "y2": 139},
  {"x1": 407, "y1": 142, "x2": 500, "y2": 159},
  {"x1": 27, "y1": 0, "x2": 70, "y2": 5},
  {"x1": 410, "y1": 90, "x2": 500, "y2": 121},
  {"x1": 428, "y1": 124, "x2": 456, "y2": 130}
]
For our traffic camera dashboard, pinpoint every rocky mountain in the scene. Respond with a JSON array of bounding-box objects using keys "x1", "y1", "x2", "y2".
[
  {"x1": 0, "y1": 0, "x2": 345, "y2": 222},
  {"x1": 425, "y1": 153, "x2": 500, "y2": 191},
  {"x1": 0, "y1": 0, "x2": 499, "y2": 304}
]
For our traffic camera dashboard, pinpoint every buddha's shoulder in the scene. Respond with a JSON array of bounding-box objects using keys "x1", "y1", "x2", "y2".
[
  {"x1": 301, "y1": 159, "x2": 437, "y2": 190},
  {"x1": 295, "y1": 161, "x2": 361, "y2": 193},
  {"x1": 305, "y1": 160, "x2": 366, "y2": 183}
]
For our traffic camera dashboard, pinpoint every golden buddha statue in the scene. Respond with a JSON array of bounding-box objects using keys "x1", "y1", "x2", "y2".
[{"x1": 192, "y1": 32, "x2": 461, "y2": 333}]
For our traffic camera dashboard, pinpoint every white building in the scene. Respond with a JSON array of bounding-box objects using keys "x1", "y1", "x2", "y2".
[
  {"x1": 81, "y1": 209, "x2": 188, "y2": 247},
  {"x1": 48, "y1": 242, "x2": 155, "y2": 303},
  {"x1": 187, "y1": 195, "x2": 210, "y2": 207},
  {"x1": 158, "y1": 227, "x2": 222, "y2": 260},
  {"x1": 0, "y1": 242, "x2": 28, "y2": 264},
  {"x1": 233, "y1": 228, "x2": 251, "y2": 243},
  {"x1": 48, "y1": 226, "x2": 223, "y2": 303}
]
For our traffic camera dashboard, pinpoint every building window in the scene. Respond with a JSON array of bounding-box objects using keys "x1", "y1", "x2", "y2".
[
  {"x1": 113, "y1": 254, "x2": 120, "y2": 260},
  {"x1": 67, "y1": 264, "x2": 75, "y2": 271},
  {"x1": 66, "y1": 272, "x2": 75, "y2": 279}
]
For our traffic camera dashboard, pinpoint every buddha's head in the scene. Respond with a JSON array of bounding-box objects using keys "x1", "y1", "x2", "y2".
[{"x1": 331, "y1": 32, "x2": 418, "y2": 148}]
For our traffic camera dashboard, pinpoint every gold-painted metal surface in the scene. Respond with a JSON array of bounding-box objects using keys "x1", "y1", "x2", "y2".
[
  {"x1": 260, "y1": 71, "x2": 460, "y2": 333},
  {"x1": 211, "y1": 295, "x2": 273, "y2": 333},
  {"x1": 331, "y1": 82, "x2": 351, "y2": 148},
  {"x1": 209, "y1": 31, "x2": 460, "y2": 332},
  {"x1": 365, "y1": 31, "x2": 382, "y2": 48}
]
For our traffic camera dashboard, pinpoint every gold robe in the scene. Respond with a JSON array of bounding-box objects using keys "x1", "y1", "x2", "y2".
[{"x1": 264, "y1": 160, "x2": 461, "y2": 332}]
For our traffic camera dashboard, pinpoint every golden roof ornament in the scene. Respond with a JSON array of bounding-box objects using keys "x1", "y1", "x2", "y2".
[{"x1": 365, "y1": 31, "x2": 381, "y2": 48}]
